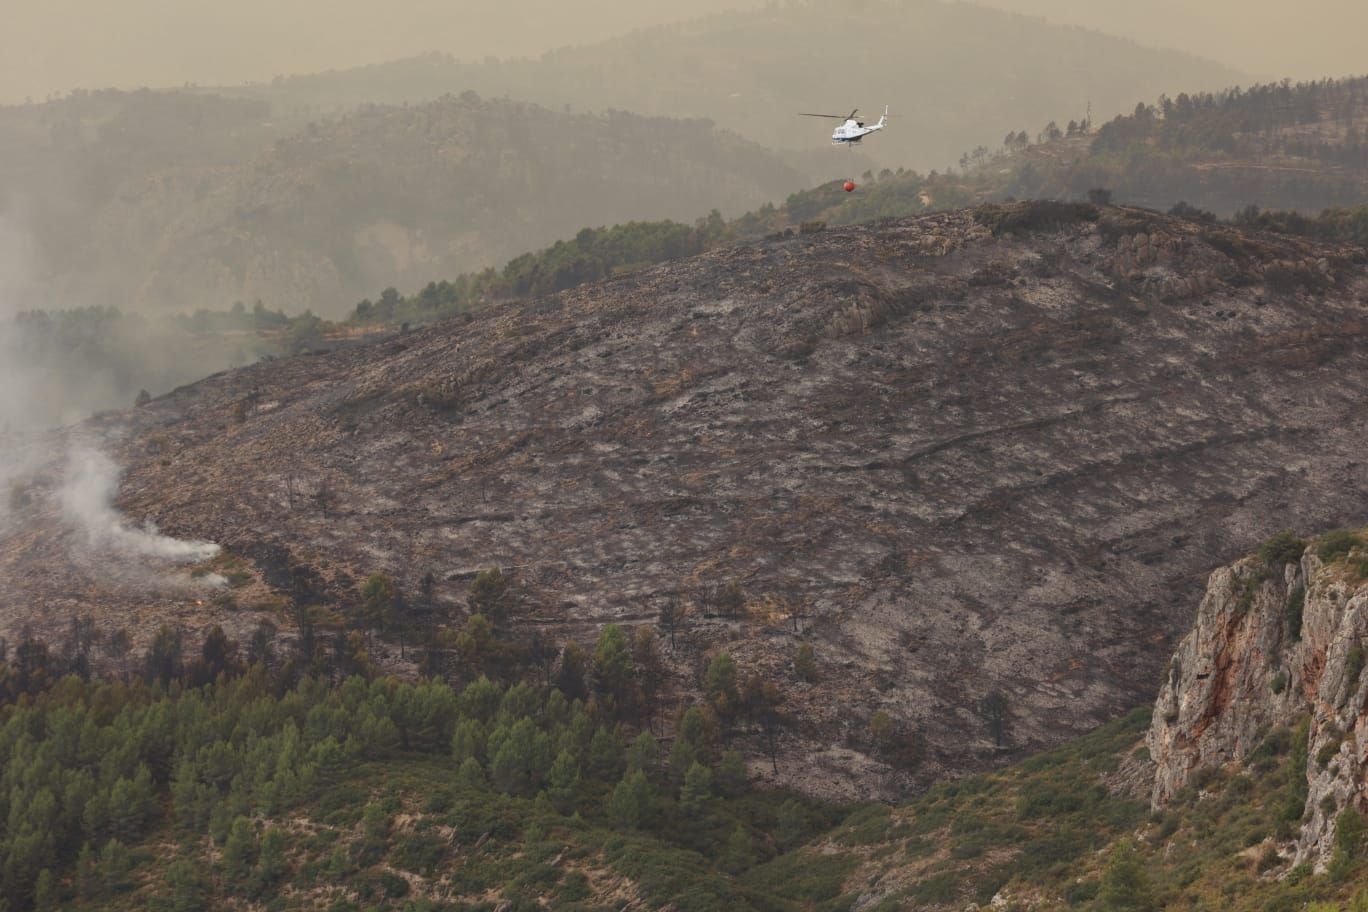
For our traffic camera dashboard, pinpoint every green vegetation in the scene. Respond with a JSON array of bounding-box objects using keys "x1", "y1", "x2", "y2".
[
  {"x1": 1286, "y1": 584, "x2": 1308, "y2": 642},
  {"x1": 0, "y1": 629, "x2": 1366, "y2": 911},
  {"x1": 1347, "y1": 644, "x2": 1366, "y2": 694},
  {"x1": 1233, "y1": 206, "x2": 1368, "y2": 245},
  {"x1": 1260, "y1": 531, "x2": 1307, "y2": 568},
  {"x1": 1317, "y1": 530, "x2": 1364, "y2": 564},
  {"x1": 0, "y1": 663, "x2": 840, "y2": 912},
  {"x1": 349, "y1": 217, "x2": 727, "y2": 326}
]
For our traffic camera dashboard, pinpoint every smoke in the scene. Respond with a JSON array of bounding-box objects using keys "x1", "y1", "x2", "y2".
[
  {"x1": 59, "y1": 446, "x2": 220, "y2": 563},
  {"x1": 1, "y1": 205, "x2": 220, "y2": 577}
]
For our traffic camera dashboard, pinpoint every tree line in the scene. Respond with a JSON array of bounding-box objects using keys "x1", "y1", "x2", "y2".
[{"x1": 0, "y1": 558, "x2": 859, "y2": 909}]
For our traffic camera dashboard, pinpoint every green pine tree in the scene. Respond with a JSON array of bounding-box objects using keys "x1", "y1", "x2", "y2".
[
  {"x1": 725, "y1": 825, "x2": 756, "y2": 873},
  {"x1": 717, "y1": 750, "x2": 749, "y2": 798},
  {"x1": 221, "y1": 816, "x2": 258, "y2": 882},
  {"x1": 592, "y1": 624, "x2": 635, "y2": 715},
  {"x1": 670, "y1": 707, "x2": 718, "y2": 780},
  {"x1": 545, "y1": 750, "x2": 580, "y2": 813},
  {"x1": 609, "y1": 770, "x2": 655, "y2": 829},
  {"x1": 626, "y1": 731, "x2": 660, "y2": 776},
  {"x1": 99, "y1": 839, "x2": 133, "y2": 895},
  {"x1": 679, "y1": 762, "x2": 714, "y2": 817},
  {"x1": 704, "y1": 652, "x2": 739, "y2": 718},
  {"x1": 451, "y1": 718, "x2": 487, "y2": 763},
  {"x1": 33, "y1": 869, "x2": 57, "y2": 912},
  {"x1": 251, "y1": 828, "x2": 288, "y2": 896},
  {"x1": 76, "y1": 843, "x2": 98, "y2": 901},
  {"x1": 456, "y1": 756, "x2": 486, "y2": 789}
]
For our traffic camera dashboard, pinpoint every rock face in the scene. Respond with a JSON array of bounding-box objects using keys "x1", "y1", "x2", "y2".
[
  {"x1": 6, "y1": 202, "x2": 1368, "y2": 800},
  {"x1": 1149, "y1": 543, "x2": 1368, "y2": 866}
]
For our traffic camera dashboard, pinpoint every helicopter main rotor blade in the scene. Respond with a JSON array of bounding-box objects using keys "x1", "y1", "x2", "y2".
[{"x1": 798, "y1": 112, "x2": 847, "y2": 118}]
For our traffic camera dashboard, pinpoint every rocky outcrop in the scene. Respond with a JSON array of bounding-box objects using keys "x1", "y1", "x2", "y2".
[{"x1": 1148, "y1": 540, "x2": 1368, "y2": 866}]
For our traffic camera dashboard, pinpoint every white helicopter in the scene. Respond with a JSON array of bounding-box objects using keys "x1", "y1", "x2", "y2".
[{"x1": 799, "y1": 106, "x2": 889, "y2": 145}]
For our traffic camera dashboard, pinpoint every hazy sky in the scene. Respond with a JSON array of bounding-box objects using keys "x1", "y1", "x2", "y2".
[
  {"x1": 973, "y1": 0, "x2": 1367, "y2": 81},
  {"x1": 2, "y1": 0, "x2": 1363, "y2": 106},
  {"x1": 0, "y1": 0, "x2": 759, "y2": 104}
]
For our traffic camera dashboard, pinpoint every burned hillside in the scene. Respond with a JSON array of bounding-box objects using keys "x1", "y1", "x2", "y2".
[{"x1": 4, "y1": 202, "x2": 1368, "y2": 798}]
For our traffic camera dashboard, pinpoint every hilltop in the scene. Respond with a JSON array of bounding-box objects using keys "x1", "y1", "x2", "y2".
[
  {"x1": 338, "y1": 76, "x2": 1368, "y2": 333},
  {"x1": 5, "y1": 201, "x2": 1368, "y2": 803}
]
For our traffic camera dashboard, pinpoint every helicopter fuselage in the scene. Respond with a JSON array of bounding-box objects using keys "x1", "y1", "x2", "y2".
[
  {"x1": 800, "y1": 106, "x2": 889, "y2": 146},
  {"x1": 831, "y1": 119, "x2": 882, "y2": 144}
]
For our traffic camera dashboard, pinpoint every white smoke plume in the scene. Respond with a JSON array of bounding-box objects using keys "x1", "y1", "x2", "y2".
[
  {"x1": 60, "y1": 445, "x2": 220, "y2": 563},
  {"x1": 1, "y1": 209, "x2": 220, "y2": 577}
]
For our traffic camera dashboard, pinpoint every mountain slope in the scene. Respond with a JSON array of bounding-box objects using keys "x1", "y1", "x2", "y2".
[
  {"x1": 0, "y1": 92, "x2": 801, "y2": 315},
  {"x1": 764, "y1": 76, "x2": 1368, "y2": 229},
  {"x1": 4, "y1": 549, "x2": 1366, "y2": 912},
  {"x1": 209, "y1": 0, "x2": 1245, "y2": 172},
  {"x1": 5, "y1": 202, "x2": 1368, "y2": 799}
]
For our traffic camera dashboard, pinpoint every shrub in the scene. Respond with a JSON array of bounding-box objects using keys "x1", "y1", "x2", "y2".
[
  {"x1": 1329, "y1": 809, "x2": 1367, "y2": 882},
  {"x1": 838, "y1": 805, "x2": 892, "y2": 846},
  {"x1": 392, "y1": 832, "x2": 445, "y2": 875},
  {"x1": 740, "y1": 851, "x2": 857, "y2": 905},
  {"x1": 1284, "y1": 585, "x2": 1306, "y2": 642},
  {"x1": 1065, "y1": 879, "x2": 1100, "y2": 906},
  {"x1": 1347, "y1": 644, "x2": 1366, "y2": 693},
  {"x1": 1095, "y1": 841, "x2": 1157, "y2": 911},
  {"x1": 1316, "y1": 530, "x2": 1361, "y2": 564},
  {"x1": 1259, "y1": 531, "x2": 1306, "y2": 567},
  {"x1": 909, "y1": 872, "x2": 957, "y2": 904},
  {"x1": 1316, "y1": 728, "x2": 1344, "y2": 768},
  {"x1": 1277, "y1": 717, "x2": 1311, "y2": 823},
  {"x1": 974, "y1": 200, "x2": 1100, "y2": 235}
]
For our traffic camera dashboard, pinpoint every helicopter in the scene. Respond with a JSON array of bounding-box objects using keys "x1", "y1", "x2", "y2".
[{"x1": 799, "y1": 106, "x2": 889, "y2": 145}]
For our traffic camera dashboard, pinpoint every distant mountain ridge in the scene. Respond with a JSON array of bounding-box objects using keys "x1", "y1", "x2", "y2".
[
  {"x1": 0, "y1": 92, "x2": 801, "y2": 316},
  {"x1": 199, "y1": 0, "x2": 1245, "y2": 173}
]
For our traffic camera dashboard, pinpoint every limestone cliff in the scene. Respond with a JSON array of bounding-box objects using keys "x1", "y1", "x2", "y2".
[{"x1": 1148, "y1": 535, "x2": 1368, "y2": 866}]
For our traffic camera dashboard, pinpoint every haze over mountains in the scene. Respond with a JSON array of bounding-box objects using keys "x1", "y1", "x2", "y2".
[
  {"x1": 0, "y1": 92, "x2": 799, "y2": 316},
  {"x1": 0, "y1": 0, "x2": 1255, "y2": 323},
  {"x1": 973, "y1": 0, "x2": 1368, "y2": 81},
  {"x1": 0, "y1": 0, "x2": 765, "y2": 106},
  {"x1": 202, "y1": 1, "x2": 1244, "y2": 173},
  {"x1": 6, "y1": 0, "x2": 1360, "y2": 108}
]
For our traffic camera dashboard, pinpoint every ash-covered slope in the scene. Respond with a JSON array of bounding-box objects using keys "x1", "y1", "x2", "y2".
[{"x1": 8, "y1": 203, "x2": 1368, "y2": 797}]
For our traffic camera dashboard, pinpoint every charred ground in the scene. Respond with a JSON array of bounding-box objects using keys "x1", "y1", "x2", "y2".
[{"x1": 4, "y1": 202, "x2": 1368, "y2": 799}]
